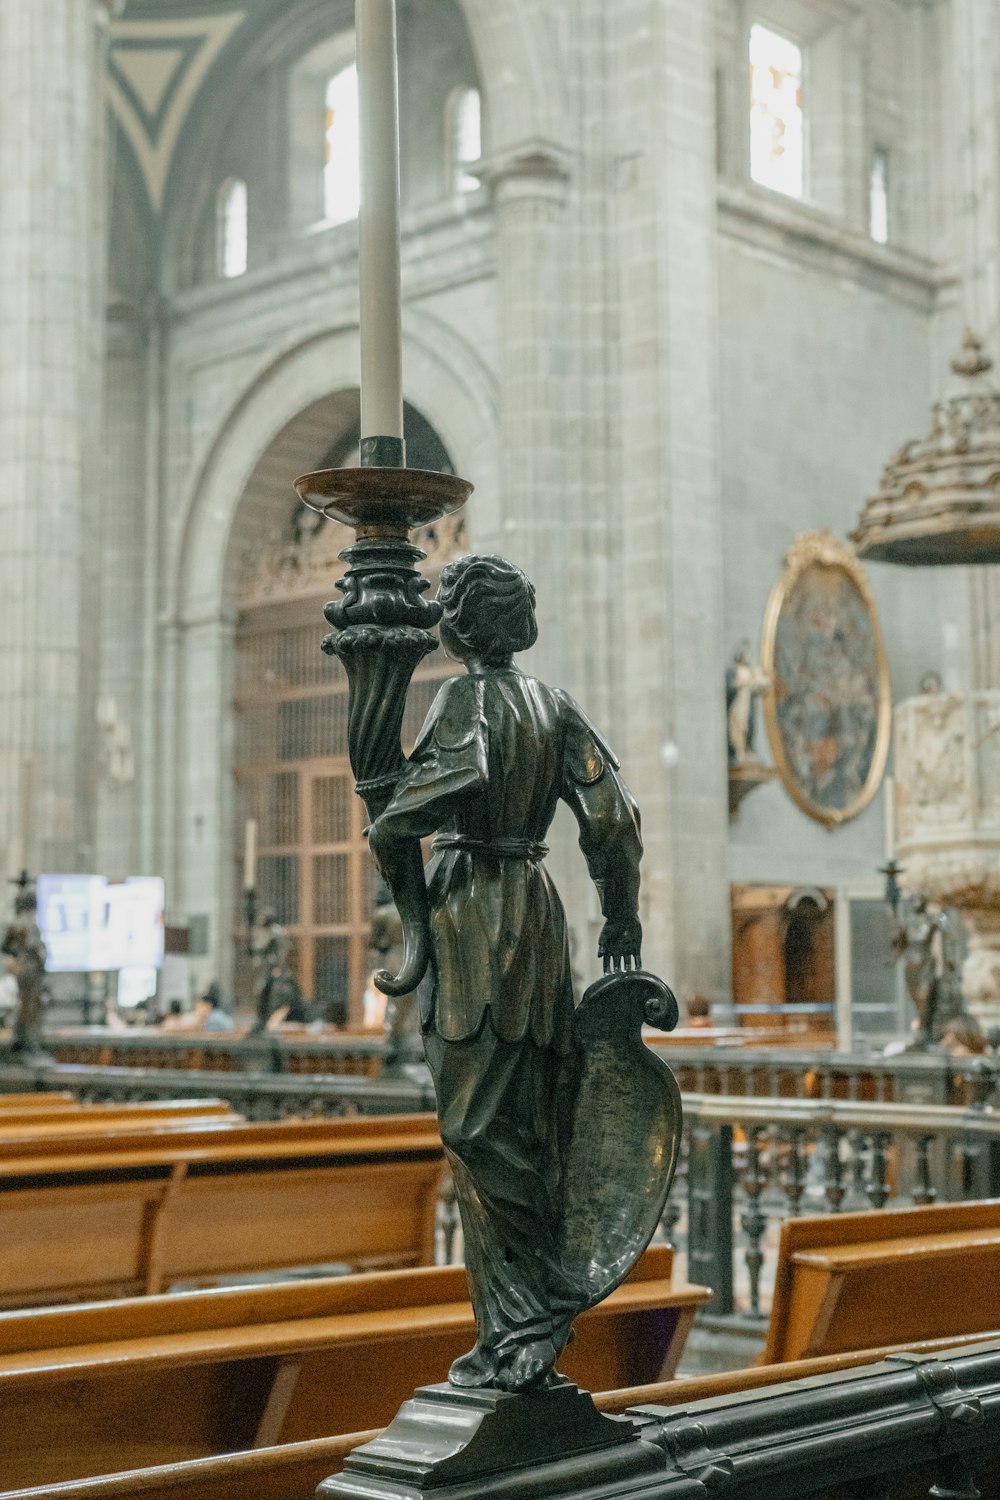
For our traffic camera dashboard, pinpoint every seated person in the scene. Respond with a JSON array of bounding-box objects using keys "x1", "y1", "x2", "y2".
[
  {"x1": 195, "y1": 983, "x2": 235, "y2": 1032},
  {"x1": 265, "y1": 992, "x2": 313, "y2": 1031},
  {"x1": 159, "y1": 999, "x2": 192, "y2": 1031}
]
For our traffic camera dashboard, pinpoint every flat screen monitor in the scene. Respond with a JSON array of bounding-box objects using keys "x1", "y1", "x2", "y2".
[{"x1": 37, "y1": 875, "x2": 165, "y2": 974}]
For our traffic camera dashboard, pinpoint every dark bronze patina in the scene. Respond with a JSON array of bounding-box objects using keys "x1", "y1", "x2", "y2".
[
  {"x1": 246, "y1": 892, "x2": 304, "y2": 1033},
  {"x1": 296, "y1": 464, "x2": 681, "y2": 1413}
]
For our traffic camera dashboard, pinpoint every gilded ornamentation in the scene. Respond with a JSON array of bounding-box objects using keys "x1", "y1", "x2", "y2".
[
  {"x1": 761, "y1": 531, "x2": 891, "y2": 829},
  {"x1": 853, "y1": 330, "x2": 1000, "y2": 565}
]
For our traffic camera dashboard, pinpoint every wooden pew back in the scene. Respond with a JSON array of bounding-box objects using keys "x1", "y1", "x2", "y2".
[
  {"x1": 0, "y1": 1114, "x2": 444, "y2": 1305},
  {"x1": 0, "y1": 1092, "x2": 77, "y2": 1112},
  {"x1": 764, "y1": 1198, "x2": 1000, "y2": 1364},
  {"x1": 0, "y1": 1247, "x2": 710, "y2": 1489},
  {"x1": 5, "y1": 1330, "x2": 998, "y2": 1500},
  {"x1": 0, "y1": 1100, "x2": 236, "y2": 1136}
]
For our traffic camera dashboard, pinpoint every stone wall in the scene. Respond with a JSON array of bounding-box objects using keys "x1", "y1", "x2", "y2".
[{"x1": 83, "y1": 0, "x2": 986, "y2": 1001}]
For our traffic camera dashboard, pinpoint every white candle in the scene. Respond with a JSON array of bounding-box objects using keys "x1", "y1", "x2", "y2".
[
  {"x1": 243, "y1": 819, "x2": 258, "y2": 892},
  {"x1": 883, "y1": 775, "x2": 896, "y2": 862},
  {"x1": 18, "y1": 757, "x2": 33, "y2": 876},
  {"x1": 356, "y1": 0, "x2": 405, "y2": 446}
]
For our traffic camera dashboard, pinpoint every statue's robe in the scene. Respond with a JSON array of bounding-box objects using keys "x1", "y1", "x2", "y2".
[{"x1": 371, "y1": 667, "x2": 642, "y2": 1381}]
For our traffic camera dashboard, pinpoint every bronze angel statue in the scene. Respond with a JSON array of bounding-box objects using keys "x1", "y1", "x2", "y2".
[{"x1": 365, "y1": 555, "x2": 681, "y2": 1394}]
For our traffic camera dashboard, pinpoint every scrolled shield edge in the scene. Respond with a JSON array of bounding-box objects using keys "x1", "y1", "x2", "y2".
[{"x1": 559, "y1": 969, "x2": 683, "y2": 1310}]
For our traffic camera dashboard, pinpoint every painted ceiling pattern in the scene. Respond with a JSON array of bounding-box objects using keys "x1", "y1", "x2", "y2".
[{"x1": 109, "y1": 2, "x2": 251, "y2": 212}]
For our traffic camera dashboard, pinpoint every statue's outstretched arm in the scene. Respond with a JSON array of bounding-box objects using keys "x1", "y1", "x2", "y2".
[{"x1": 560, "y1": 700, "x2": 643, "y2": 971}]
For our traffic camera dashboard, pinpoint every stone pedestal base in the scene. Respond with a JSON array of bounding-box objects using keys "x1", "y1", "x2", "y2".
[{"x1": 318, "y1": 1382, "x2": 663, "y2": 1500}]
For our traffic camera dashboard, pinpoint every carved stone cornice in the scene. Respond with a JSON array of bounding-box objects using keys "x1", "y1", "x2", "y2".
[{"x1": 853, "y1": 330, "x2": 1000, "y2": 565}]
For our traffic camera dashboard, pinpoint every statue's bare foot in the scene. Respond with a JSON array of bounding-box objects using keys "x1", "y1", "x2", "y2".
[
  {"x1": 495, "y1": 1337, "x2": 558, "y2": 1393},
  {"x1": 448, "y1": 1343, "x2": 498, "y2": 1389}
]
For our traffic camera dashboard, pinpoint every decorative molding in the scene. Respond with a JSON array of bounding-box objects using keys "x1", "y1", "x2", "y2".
[
  {"x1": 236, "y1": 503, "x2": 467, "y2": 609},
  {"x1": 854, "y1": 330, "x2": 1000, "y2": 565},
  {"x1": 107, "y1": 10, "x2": 245, "y2": 213},
  {"x1": 476, "y1": 138, "x2": 574, "y2": 207},
  {"x1": 717, "y1": 182, "x2": 944, "y2": 312}
]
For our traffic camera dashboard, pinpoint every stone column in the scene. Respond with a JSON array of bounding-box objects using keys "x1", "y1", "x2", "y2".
[
  {"x1": 480, "y1": 142, "x2": 605, "y2": 945},
  {"x1": 478, "y1": 143, "x2": 573, "y2": 631},
  {"x1": 949, "y1": 0, "x2": 1000, "y2": 686},
  {"x1": 609, "y1": 0, "x2": 732, "y2": 999},
  {"x1": 0, "y1": 0, "x2": 107, "y2": 872}
]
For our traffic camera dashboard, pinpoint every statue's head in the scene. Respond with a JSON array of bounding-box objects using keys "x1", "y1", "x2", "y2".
[{"x1": 438, "y1": 555, "x2": 538, "y2": 668}]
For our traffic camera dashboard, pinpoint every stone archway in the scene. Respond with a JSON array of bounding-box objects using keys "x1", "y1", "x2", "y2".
[
  {"x1": 166, "y1": 321, "x2": 497, "y2": 996},
  {"x1": 454, "y1": 0, "x2": 570, "y2": 152}
]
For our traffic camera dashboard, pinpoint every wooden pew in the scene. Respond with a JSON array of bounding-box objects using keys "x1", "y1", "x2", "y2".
[
  {"x1": 0, "y1": 1100, "x2": 237, "y2": 1136},
  {"x1": 0, "y1": 1246, "x2": 708, "y2": 1489},
  {"x1": 0, "y1": 1091, "x2": 77, "y2": 1110},
  {"x1": 0, "y1": 1113, "x2": 444, "y2": 1306},
  {"x1": 4, "y1": 1329, "x2": 996, "y2": 1500},
  {"x1": 763, "y1": 1199, "x2": 1000, "y2": 1364}
]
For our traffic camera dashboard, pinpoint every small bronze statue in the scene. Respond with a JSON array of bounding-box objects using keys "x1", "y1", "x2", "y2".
[
  {"x1": 246, "y1": 897, "x2": 303, "y2": 1033},
  {"x1": 726, "y1": 641, "x2": 770, "y2": 766},
  {"x1": 366, "y1": 556, "x2": 680, "y2": 1394},
  {"x1": 1, "y1": 873, "x2": 49, "y2": 1063},
  {"x1": 891, "y1": 887, "x2": 978, "y2": 1049},
  {"x1": 369, "y1": 877, "x2": 429, "y2": 1076}
]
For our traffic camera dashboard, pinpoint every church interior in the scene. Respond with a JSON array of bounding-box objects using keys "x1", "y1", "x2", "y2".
[{"x1": 4, "y1": 0, "x2": 1000, "y2": 1494}]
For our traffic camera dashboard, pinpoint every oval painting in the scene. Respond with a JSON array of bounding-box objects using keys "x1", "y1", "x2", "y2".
[{"x1": 761, "y1": 532, "x2": 891, "y2": 828}]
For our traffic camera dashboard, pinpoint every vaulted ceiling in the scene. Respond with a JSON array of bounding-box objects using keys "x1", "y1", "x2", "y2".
[{"x1": 109, "y1": 0, "x2": 323, "y2": 214}]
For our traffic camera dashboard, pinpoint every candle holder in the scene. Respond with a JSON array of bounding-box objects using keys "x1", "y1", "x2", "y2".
[
  {"x1": 296, "y1": 464, "x2": 472, "y2": 808},
  {"x1": 295, "y1": 464, "x2": 472, "y2": 997},
  {"x1": 299, "y1": 463, "x2": 680, "y2": 1500}
]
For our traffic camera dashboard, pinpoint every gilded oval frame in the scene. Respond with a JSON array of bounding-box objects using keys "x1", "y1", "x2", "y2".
[{"x1": 760, "y1": 531, "x2": 892, "y2": 830}]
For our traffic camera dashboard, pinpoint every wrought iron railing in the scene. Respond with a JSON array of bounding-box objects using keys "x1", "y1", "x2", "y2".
[
  {"x1": 674, "y1": 1093, "x2": 1000, "y2": 1318},
  {"x1": 5, "y1": 1065, "x2": 1000, "y2": 1308}
]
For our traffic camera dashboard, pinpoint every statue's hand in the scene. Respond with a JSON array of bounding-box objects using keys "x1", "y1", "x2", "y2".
[{"x1": 598, "y1": 917, "x2": 642, "y2": 973}]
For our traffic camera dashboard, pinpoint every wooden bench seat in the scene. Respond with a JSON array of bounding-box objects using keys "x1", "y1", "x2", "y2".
[
  {"x1": 0, "y1": 1100, "x2": 237, "y2": 1136},
  {"x1": 0, "y1": 1246, "x2": 708, "y2": 1489},
  {"x1": 0, "y1": 1113, "x2": 445, "y2": 1306},
  {"x1": 764, "y1": 1199, "x2": 1000, "y2": 1364},
  {"x1": 0, "y1": 1091, "x2": 77, "y2": 1111},
  {"x1": 4, "y1": 1329, "x2": 995, "y2": 1500}
]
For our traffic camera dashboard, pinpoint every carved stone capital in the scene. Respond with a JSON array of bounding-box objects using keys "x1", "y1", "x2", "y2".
[{"x1": 476, "y1": 138, "x2": 573, "y2": 207}]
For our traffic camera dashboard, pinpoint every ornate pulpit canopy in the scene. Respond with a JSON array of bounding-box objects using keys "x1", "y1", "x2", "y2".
[{"x1": 853, "y1": 330, "x2": 1000, "y2": 566}]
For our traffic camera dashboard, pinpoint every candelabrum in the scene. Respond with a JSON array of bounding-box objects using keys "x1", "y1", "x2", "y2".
[{"x1": 294, "y1": 460, "x2": 473, "y2": 995}]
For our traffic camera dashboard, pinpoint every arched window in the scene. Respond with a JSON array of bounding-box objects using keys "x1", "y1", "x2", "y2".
[
  {"x1": 324, "y1": 63, "x2": 361, "y2": 225},
  {"x1": 217, "y1": 178, "x2": 248, "y2": 279},
  {"x1": 449, "y1": 86, "x2": 481, "y2": 194}
]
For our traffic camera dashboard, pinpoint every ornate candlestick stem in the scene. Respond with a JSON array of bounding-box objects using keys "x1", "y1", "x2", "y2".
[{"x1": 294, "y1": 464, "x2": 473, "y2": 993}]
